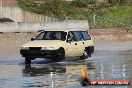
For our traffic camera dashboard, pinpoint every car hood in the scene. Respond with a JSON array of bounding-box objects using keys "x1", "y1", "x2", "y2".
[{"x1": 22, "y1": 40, "x2": 65, "y2": 48}]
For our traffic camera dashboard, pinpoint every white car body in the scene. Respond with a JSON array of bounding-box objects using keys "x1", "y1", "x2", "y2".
[{"x1": 20, "y1": 29, "x2": 94, "y2": 64}]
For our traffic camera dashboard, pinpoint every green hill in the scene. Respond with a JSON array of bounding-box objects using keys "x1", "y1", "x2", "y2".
[{"x1": 17, "y1": 0, "x2": 132, "y2": 28}]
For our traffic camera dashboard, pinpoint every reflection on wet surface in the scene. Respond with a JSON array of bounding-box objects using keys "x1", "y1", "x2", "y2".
[
  {"x1": 0, "y1": 42, "x2": 132, "y2": 88},
  {"x1": 23, "y1": 64, "x2": 66, "y2": 76}
]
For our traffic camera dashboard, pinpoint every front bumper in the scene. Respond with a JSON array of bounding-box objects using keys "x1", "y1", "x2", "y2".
[{"x1": 20, "y1": 49, "x2": 58, "y2": 59}]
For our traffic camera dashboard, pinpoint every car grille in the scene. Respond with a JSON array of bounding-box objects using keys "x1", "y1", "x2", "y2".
[{"x1": 29, "y1": 47, "x2": 42, "y2": 50}]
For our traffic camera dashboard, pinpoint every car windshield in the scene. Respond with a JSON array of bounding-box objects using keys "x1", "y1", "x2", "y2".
[{"x1": 36, "y1": 31, "x2": 67, "y2": 40}]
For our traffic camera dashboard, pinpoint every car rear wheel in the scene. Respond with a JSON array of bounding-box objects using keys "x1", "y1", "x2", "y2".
[
  {"x1": 54, "y1": 48, "x2": 65, "y2": 61},
  {"x1": 85, "y1": 46, "x2": 94, "y2": 57},
  {"x1": 25, "y1": 57, "x2": 31, "y2": 64},
  {"x1": 86, "y1": 51, "x2": 91, "y2": 57}
]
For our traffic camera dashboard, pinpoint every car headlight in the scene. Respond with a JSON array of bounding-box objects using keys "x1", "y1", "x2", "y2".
[
  {"x1": 21, "y1": 47, "x2": 29, "y2": 50},
  {"x1": 41, "y1": 47, "x2": 56, "y2": 50}
]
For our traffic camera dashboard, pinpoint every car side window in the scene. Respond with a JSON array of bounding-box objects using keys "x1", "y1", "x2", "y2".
[
  {"x1": 72, "y1": 31, "x2": 82, "y2": 41},
  {"x1": 67, "y1": 31, "x2": 91, "y2": 42},
  {"x1": 81, "y1": 31, "x2": 91, "y2": 40}
]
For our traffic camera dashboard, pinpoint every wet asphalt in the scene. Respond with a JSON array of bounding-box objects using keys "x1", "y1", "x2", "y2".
[{"x1": 0, "y1": 41, "x2": 132, "y2": 88}]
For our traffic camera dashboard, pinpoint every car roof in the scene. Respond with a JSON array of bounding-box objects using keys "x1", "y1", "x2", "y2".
[{"x1": 39, "y1": 28, "x2": 88, "y2": 32}]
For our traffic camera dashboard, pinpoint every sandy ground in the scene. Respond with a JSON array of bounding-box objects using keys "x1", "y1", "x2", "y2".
[
  {"x1": 0, "y1": 29, "x2": 132, "y2": 49},
  {"x1": 90, "y1": 29, "x2": 132, "y2": 42}
]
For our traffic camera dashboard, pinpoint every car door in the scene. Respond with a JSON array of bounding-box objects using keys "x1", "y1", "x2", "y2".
[{"x1": 64, "y1": 31, "x2": 84, "y2": 57}]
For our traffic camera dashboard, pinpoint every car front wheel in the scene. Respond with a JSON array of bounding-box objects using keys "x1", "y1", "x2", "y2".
[
  {"x1": 25, "y1": 57, "x2": 31, "y2": 64},
  {"x1": 54, "y1": 48, "x2": 65, "y2": 61}
]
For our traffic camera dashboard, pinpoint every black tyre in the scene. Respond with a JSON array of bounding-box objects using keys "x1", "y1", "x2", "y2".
[
  {"x1": 85, "y1": 46, "x2": 94, "y2": 57},
  {"x1": 25, "y1": 57, "x2": 31, "y2": 65},
  {"x1": 54, "y1": 48, "x2": 65, "y2": 61},
  {"x1": 88, "y1": 53, "x2": 91, "y2": 57},
  {"x1": 31, "y1": 58, "x2": 36, "y2": 60},
  {"x1": 86, "y1": 50, "x2": 91, "y2": 57}
]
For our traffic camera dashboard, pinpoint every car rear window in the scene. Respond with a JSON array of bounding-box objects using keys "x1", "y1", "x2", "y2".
[{"x1": 81, "y1": 31, "x2": 91, "y2": 40}]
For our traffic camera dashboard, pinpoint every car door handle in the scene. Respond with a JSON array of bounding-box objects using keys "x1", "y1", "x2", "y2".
[{"x1": 75, "y1": 43, "x2": 77, "y2": 45}]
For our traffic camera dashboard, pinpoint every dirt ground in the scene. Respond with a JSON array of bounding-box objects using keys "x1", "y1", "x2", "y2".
[{"x1": 90, "y1": 28, "x2": 132, "y2": 42}]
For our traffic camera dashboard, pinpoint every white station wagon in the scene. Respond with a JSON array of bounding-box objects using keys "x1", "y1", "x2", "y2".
[{"x1": 20, "y1": 29, "x2": 94, "y2": 64}]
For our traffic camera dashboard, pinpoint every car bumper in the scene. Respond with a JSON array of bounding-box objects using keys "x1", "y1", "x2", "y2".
[{"x1": 20, "y1": 49, "x2": 58, "y2": 59}]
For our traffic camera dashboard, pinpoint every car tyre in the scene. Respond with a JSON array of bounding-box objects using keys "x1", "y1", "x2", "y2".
[
  {"x1": 31, "y1": 58, "x2": 36, "y2": 60},
  {"x1": 87, "y1": 51, "x2": 91, "y2": 57},
  {"x1": 54, "y1": 48, "x2": 65, "y2": 61},
  {"x1": 25, "y1": 57, "x2": 31, "y2": 65},
  {"x1": 85, "y1": 46, "x2": 94, "y2": 57}
]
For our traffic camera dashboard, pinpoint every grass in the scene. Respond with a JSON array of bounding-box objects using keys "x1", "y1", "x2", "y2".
[
  {"x1": 17, "y1": 0, "x2": 132, "y2": 29},
  {"x1": 95, "y1": 5, "x2": 132, "y2": 28}
]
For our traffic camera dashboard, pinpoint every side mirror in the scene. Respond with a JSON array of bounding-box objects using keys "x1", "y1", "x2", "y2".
[
  {"x1": 31, "y1": 37, "x2": 35, "y2": 41},
  {"x1": 66, "y1": 38, "x2": 72, "y2": 43}
]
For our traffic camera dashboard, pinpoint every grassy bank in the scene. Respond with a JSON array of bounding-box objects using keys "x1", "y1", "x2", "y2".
[
  {"x1": 17, "y1": 0, "x2": 132, "y2": 28},
  {"x1": 95, "y1": 5, "x2": 132, "y2": 28}
]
